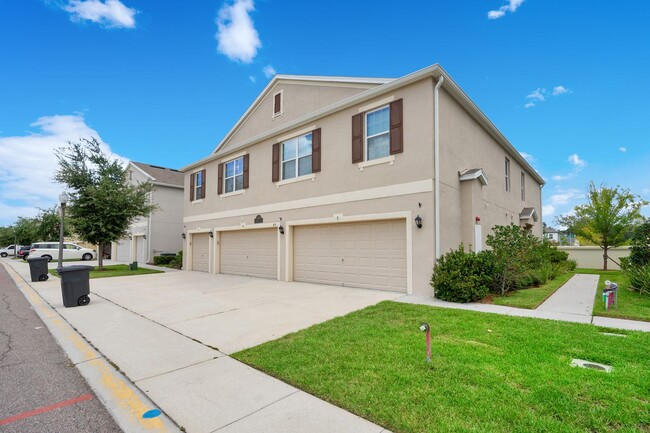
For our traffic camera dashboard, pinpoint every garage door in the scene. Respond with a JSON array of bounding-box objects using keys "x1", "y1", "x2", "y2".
[
  {"x1": 294, "y1": 220, "x2": 407, "y2": 292},
  {"x1": 116, "y1": 238, "x2": 131, "y2": 262},
  {"x1": 192, "y1": 233, "x2": 210, "y2": 272},
  {"x1": 135, "y1": 236, "x2": 147, "y2": 264},
  {"x1": 220, "y1": 229, "x2": 277, "y2": 279}
]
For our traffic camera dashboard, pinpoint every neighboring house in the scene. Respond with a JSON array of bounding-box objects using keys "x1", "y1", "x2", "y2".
[
  {"x1": 180, "y1": 64, "x2": 544, "y2": 296},
  {"x1": 544, "y1": 227, "x2": 560, "y2": 243},
  {"x1": 111, "y1": 162, "x2": 184, "y2": 264}
]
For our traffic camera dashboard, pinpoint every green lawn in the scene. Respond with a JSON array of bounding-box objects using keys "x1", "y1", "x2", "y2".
[
  {"x1": 234, "y1": 302, "x2": 650, "y2": 433},
  {"x1": 490, "y1": 271, "x2": 575, "y2": 309},
  {"x1": 48, "y1": 264, "x2": 163, "y2": 279},
  {"x1": 584, "y1": 269, "x2": 650, "y2": 322}
]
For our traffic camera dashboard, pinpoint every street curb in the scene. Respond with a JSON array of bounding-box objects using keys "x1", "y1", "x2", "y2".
[{"x1": 1, "y1": 261, "x2": 181, "y2": 433}]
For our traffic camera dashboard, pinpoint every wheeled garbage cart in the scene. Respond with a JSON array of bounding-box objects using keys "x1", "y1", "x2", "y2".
[
  {"x1": 57, "y1": 265, "x2": 93, "y2": 307},
  {"x1": 27, "y1": 256, "x2": 49, "y2": 282}
]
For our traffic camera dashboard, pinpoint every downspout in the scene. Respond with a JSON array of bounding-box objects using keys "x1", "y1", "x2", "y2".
[{"x1": 434, "y1": 75, "x2": 444, "y2": 263}]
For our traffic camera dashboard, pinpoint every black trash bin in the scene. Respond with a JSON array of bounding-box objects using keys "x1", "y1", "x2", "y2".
[
  {"x1": 27, "y1": 256, "x2": 49, "y2": 282},
  {"x1": 57, "y1": 265, "x2": 93, "y2": 307}
]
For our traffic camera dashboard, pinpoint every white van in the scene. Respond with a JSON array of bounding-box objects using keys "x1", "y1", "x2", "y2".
[
  {"x1": 29, "y1": 242, "x2": 97, "y2": 262},
  {"x1": 0, "y1": 244, "x2": 18, "y2": 257}
]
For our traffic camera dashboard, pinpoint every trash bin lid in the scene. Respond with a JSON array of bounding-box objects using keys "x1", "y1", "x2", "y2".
[
  {"x1": 27, "y1": 256, "x2": 49, "y2": 262},
  {"x1": 57, "y1": 265, "x2": 95, "y2": 273}
]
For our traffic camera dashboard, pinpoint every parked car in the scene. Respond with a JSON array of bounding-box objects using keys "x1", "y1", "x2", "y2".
[
  {"x1": 0, "y1": 244, "x2": 18, "y2": 257},
  {"x1": 29, "y1": 242, "x2": 97, "y2": 262},
  {"x1": 18, "y1": 246, "x2": 31, "y2": 260}
]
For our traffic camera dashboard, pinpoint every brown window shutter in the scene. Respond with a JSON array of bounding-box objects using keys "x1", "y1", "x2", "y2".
[
  {"x1": 311, "y1": 128, "x2": 321, "y2": 173},
  {"x1": 242, "y1": 154, "x2": 250, "y2": 189},
  {"x1": 389, "y1": 99, "x2": 403, "y2": 155},
  {"x1": 351, "y1": 113, "x2": 363, "y2": 163},
  {"x1": 274, "y1": 93, "x2": 281, "y2": 115},
  {"x1": 217, "y1": 163, "x2": 224, "y2": 195},
  {"x1": 272, "y1": 143, "x2": 280, "y2": 182},
  {"x1": 200, "y1": 169, "x2": 206, "y2": 199},
  {"x1": 189, "y1": 173, "x2": 195, "y2": 201}
]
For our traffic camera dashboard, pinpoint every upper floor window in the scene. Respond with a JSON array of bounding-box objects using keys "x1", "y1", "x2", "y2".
[
  {"x1": 282, "y1": 133, "x2": 312, "y2": 180},
  {"x1": 521, "y1": 172, "x2": 525, "y2": 201},
  {"x1": 273, "y1": 90, "x2": 283, "y2": 118},
  {"x1": 366, "y1": 106, "x2": 390, "y2": 161},
  {"x1": 224, "y1": 157, "x2": 244, "y2": 193},
  {"x1": 505, "y1": 157, "x2": 511, "y2": 192},
  {"x1": 194, "y1": 170, "x2": 204, "y2": 199}
]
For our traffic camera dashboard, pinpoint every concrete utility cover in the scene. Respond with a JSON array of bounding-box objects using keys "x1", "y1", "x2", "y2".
[{"x1": 571, "y1": 358, "x2": 613, "y2": 373}]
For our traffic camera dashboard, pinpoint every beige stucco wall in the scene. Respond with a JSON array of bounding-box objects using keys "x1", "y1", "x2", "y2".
[
  {"x1": 182, "y1": 75, "x2": 543, "y2": 296},
  {"x1": 438, "y1": 87, "x2": 542, "y2": 254},
  {"x1": 558, "y1": 246, "x2": 630, "y2": 270}
]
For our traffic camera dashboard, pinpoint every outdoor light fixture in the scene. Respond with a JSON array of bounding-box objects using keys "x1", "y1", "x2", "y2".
[
  {"x1": 209, "y1": 231, "x2": 214, "y2": 238},
  {"x1": 57, "y1": 192, "x2": 69, "y2": 271},
  {"x1": 278, "y1": 225, "x2": 285, "y2": 235},
  {"x1": 182, "y1": 233, "x2": 186, "y2": 239},
  {"x1": 415, "y1": 215, "x2": 423, "y2": 229},
  {"x1": 143, "y1": 235, "x2": 147, "y2": 239}
]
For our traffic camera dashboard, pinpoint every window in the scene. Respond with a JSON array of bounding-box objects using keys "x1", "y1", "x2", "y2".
[
  {"x1": 520, "y1": 172, "x2": 525, "y2": 201},
  {"x1": 194, "y1": 170, "x2": 203, "y2": 199},
  {"x1": 505, "y1": 157, "x2": 511, "y2": 192},
  {"x1": 281, "y1": 133, "x2": 312, "y2": 180},
  {"x1": 224, "y1": 157, "x2": 244, "y2": 193},
  {"x1": 273, "y1": 91, "x2": 283, "y2": 117},
  {"x1": 365, "y1": 106, "x2": 390, "y2": 161}
]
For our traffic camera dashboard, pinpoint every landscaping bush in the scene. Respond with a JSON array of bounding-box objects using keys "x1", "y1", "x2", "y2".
[
  {"x1": 431, "y1": 245, "x2": 497, "y2": 303},
  {"x1": 563, "y1": 258, "x2": 577, "y2": 271},
  {"x1": 629, "y1": 221, "x2": 650, "y2": 268},
  {"x1": 625, "y1": 264, "x2": 650, "y2": 295},
  {"x1": 153, "y1": 255, "x2": 176, "y2": 266},
  {"x1": 170, "y1": 250, "x2": 183, "y2": 269}
]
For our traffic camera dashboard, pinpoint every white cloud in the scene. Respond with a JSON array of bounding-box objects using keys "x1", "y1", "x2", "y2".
[
  {"x1": 519, "y1": 152, "x2": 535, "y2": 163},
  {"x1": 63, "y1": 0, "x2": 136, "y2": 28},
  {"x1": 524, "y1": 101, "x2": 535, "y2": 108},
  {"x1": 549, "y1": 190, "x2": 581, "y2": 206},
  {"x1": 488, "y1": 0, "x2": 525, "y2": 19},
  {"x1": 248, "y1": 75, "x2": 256, "y2": 83},
  {"x1": 568, "y1": 153, "x2": 586, "y2": 169},
  {"x1": 618, "y1": 146, "x2": 627, "y2": 152},
  {"x1": 216, "y1": 0, "x2": 261, "y2": 63},
  {"x1": 552, "y1": 85, "x2": 570, "y2": 96},
  {"x1": 542, "y1": 204, "x2": 556, "y2": 218},
  {"x1": 527, "y1": 88, "x2": 546, "y2": 102},
  {"x1": 0, "y1": 114, "x2": 126, "y2": 226},
  {"x1": 263, "y1": 65, "x2": 276, "y2": 79},
  {"x1": 552, "y1": 174, "x2": 570, "y2": 181}
]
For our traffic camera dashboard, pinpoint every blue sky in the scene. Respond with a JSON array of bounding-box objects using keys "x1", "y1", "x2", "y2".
[{"x1": 1, "y1": 0, "x2": 649, "y2": 226}]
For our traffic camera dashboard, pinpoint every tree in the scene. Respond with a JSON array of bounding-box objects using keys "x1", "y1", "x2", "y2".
[
  {"x1": 555, "y1": 182, "x2": 648, "y2": 270},
  {"x1": 486, "y1": 224, "x2": 535, "y2": 296},
  {"x1": 629, "y1": 219, "x2": 650, "y2": 268},
  {"x1": 54, "y1": 138, "x2": 156, "y2": 270},
  {"x1": 14, "y1": 217, "x2": 39, "y2": 245},
  {"x1": 34, "y1": 206, "x2": 71, "y2": 242},
  {"x1": 0, "y1": 226, "x2": 16, "y2": 247}
]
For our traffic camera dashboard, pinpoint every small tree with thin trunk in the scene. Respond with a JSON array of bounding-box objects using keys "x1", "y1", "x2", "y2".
[
  {"x1": 54, "y1": 138, "x2": 156, "y2": 270},
  {"x1": 555, "y1": 182, "x2": 648, "y2": 270}
]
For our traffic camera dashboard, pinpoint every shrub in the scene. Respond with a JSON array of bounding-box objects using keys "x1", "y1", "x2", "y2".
[
  {"x1": 153, "y1": 255, "x2": 176, "y2": 266},
  {"x1": 625, "y1": 264, "x2": 650, "y2": 295},
  {"x1": 563, "y1": 258, "x2": 577, "y2": 271},
  {"x1": 170, "y1": 250, "x2": 183, "y2": 269},
  {"x1": 431, "y1": 245, "x2": 497, "y2": 303},
  {"x1": 629, "y1": 221, "x2": 650, "y2": 268}
]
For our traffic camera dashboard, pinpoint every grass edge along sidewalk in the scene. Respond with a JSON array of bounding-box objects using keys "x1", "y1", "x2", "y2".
[
  {"x1": 48, "y1": 264, "x2": 163, "y2": 279},
  {"x1": 579, "y1": 269, "x2": 650, "y2": 323},
  {"x1": 234, "y1": 301, "x2": 649, "y2": 433}
]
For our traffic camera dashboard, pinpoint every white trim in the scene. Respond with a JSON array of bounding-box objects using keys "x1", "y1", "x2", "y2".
[
  {"x1": 184, "y1": 179, "x2": 433, "y2": 223},
  {"x1": 358, "y1": 95, "x2": 395, "y2": 113},
  {"x1": 276, "y1": 173, "x2": 315, "y2": 187},
  {"x1": 191, "y1": 199, "x2": 203, "y2": 205},
  {"x1": 220, "y1": 189, "x2": 246, "y2": 199},
  {"x1": 276, "y1": 125, "x2": 317, "y2": 143},
  {"x1": 285, "y1": 211, "x2": 413, "y2": 294},
  {"x1": 272, "y1": 89, "x2": 283, "y2": 118},
  {"x1": 128, "y1": 162, "x2": 155, "y2": 181},
  {"x1": 459, "y1": 168, "x2": 489, "y2": 186},
  {"x1": 364, "y1": 105, "x2": 391, "y2": 162},
  {"x1": 215, "y1": 222, "x2": 279, "y2": 232},
  {"x1": 358, "y1": 155, "x2": 395, "y2": 171},
  {"x1": 218, "y1": 150, "x2": 247, "y2": 164},
  {"x1": 222, "y1": 156, "x2": 245, "y2": 195}
]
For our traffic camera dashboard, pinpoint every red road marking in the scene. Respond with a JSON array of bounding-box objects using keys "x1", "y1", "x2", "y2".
[{"x1": 0, "y1": 393, "x2": 93, "y2": 426}]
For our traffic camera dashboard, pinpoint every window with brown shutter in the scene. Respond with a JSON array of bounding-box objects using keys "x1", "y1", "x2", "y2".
[
  {"x1": 312, "y1": 128, "x2": 321, "y2": 173},
  {"x1": 243, "y1": 154, "x2": 250, "y2": 189},
  {"x1": 273, "y1": 91, "x2": 282, "y2": 117},
  {"x1": 272, "y1": 143, "x2": 280, "y2": 182},
  {"x1": 351, "y1": 113, "x2": 363, "y2": 163},
  {"x1": 389, "y1": 99, "x2": 403, "y2": 155},
  {"x1": 189, "y1": 172, "x2": 195, "y2": 201},
  {"x1": 217, "y1": 163, "x2": 224, "y2": 195},
  {"x1": 200, "y1": 169, "x2": 206, "y2": 199}
]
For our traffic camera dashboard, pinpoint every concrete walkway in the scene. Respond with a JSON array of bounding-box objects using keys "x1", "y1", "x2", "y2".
[
  {"x1": 2, "y1": 259, "x2": 393, "y2": 433},
  {"x1": 398, "y1": 274, "x2": 650, "y2": 332}
]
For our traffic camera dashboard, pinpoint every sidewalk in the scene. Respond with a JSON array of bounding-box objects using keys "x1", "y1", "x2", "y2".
[
  {"x1": 2, "y1": 259, "x2": 391, "y2": 433},
  {"x1": 398, "y1": 274, "x2": 650, "y2": 332}
]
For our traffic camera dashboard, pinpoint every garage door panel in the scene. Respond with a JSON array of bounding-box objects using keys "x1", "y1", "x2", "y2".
[
  {"x1": 220, "y1": 229, "x2": 277, "y2": 279},
  {"x1": 294, "y1": 220, "x2": 407, "y2": 292},
  {"x1": 192, "y1": 233, "x2": 210, "y2": 272},
  {"x1": 116, "y1": 238, "x2": 131, "y2": 262}
]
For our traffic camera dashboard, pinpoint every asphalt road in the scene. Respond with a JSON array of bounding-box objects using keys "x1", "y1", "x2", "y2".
[{"x1": 0, "y1": 265, "x2": 122, "y2": 433}]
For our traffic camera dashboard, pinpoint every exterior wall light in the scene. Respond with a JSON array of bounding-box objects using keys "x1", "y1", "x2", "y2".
[
  {"x1": 415, "y1": 215, "x2": 423, "y2": 229},
  {"x1": 209, "y1": 231, "x2": 214, "y2": 238},
  {"x1": 181, "y1": 233, "x2": 186, "y2": 239},
  {"x1": 278, "y1": 225, "x2": 285, "y2": 235}
]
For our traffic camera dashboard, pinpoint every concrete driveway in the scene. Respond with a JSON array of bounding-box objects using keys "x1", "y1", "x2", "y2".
[{"x1": 89, "y1": 271, "x2": 402, "y2": 354}]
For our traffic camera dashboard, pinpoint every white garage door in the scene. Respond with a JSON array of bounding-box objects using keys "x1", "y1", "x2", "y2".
[
  {"x1": 116, "y1": 238, "x2": 131, "y2": 262},
  {"x1": 192, "y1": 233, "x2": 210, "y2": 272},
  {"x1": 294, "y1": 220, "x2": 407, "y2": 292},
  {"x1": 135, "y1": 236, "x2": 147, "y2": 264},
  {"x1": 220, "y1": 229, "x2": 277, "y2": 279}
]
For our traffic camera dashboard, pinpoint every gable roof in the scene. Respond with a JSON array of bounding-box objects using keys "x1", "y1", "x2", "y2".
[
  {"x1": 459, "y1": 168, "x2": 489, "y2": 186},
  {"x1": 181, "y1": 64, "x2": 545, "y2": 186},
  {"x1": 130, "y1": 161, "x2": 184, "y2": 188}
]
